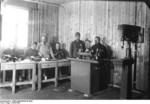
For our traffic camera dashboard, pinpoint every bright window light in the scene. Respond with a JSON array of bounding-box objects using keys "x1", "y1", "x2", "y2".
[{"x1": 1, "y1": 6, "x2": 29, "y2": 49}]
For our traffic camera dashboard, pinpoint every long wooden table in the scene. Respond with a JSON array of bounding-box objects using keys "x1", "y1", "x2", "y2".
[
  {"x1": 0, "y1": 61, "x2": 37, "y2": 94},
  {"x1": 38, "y1": 59, "x2": 71, "y2": 91}
]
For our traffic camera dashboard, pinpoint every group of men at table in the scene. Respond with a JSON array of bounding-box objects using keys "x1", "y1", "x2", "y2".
[{"x1": 0, "y1": 32, "x2": 107, "y2": 81}]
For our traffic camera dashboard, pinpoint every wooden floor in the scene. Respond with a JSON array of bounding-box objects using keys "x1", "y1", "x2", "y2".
[{"x1": 0, "y1": 80, "x2": 148, "y2": 100}]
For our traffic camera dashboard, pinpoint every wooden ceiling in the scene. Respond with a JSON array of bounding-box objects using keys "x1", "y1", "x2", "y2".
[
  {"x1": 2, "y1": 0, "x2": 148, "y2": 4},
  {"x1": 25, "y1": 0, "x2": 149, "y2": 4},
  {"x1": 2, "y1": 0, "x2": 150, "y2": 9},
  {"x1": 22, "y1": 0, "x2": 150, "y2": 9},
  {"x1": 26, "y1": 0, "x2": 148, "y2": 4}
]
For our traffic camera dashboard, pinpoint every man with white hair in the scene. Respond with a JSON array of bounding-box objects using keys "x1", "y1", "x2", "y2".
[{"x1": 37, "y1": 35, "x2": 55, "y2": 60}]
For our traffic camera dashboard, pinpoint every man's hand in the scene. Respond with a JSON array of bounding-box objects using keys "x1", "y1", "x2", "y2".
[{"x1": 30, "y1": 56, "x2": 36, "y2": 59}]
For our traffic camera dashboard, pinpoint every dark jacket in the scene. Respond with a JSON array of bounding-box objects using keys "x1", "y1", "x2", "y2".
[
  {"x1": 1, "y1": 49, "x2": 21, "y2": 61},
  {"x1": 91, "y1": 43, "x2": 107, "y2": 59},
  {"x1": 69, "y1": 40, "x2": 86, "y2": 58},
  {"x1": 54, "y1": 49, "x2": 67, "y2": 59},
  {"x1": 24, "y1": 47, "x2": 39, "y2": 58}
]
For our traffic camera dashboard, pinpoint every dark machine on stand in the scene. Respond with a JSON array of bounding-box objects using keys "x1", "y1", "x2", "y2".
[
  {"x1": 118, "y1": 24, "x2": 142, "y2": 98},
  {"x1": 77, "y1": 45, "x2": 102, "y2": 61}
]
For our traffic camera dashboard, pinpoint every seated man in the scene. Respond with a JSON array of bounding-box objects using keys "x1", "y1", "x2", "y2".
[
  {"x1": 1, "y1": 42, "x2": 21, "y2": 62},
  {"x1": 54, "y1": 42, "x2": 69, "y2": 76},
  {"x1": 24, "y1": 42, "x2": 39, "y2": 60},
  {"x1": 1, "y1": 42, "x2": 22, "y2": 81},
  {"x1": 54, "y1": 42, "x2": 67, "y2": 60}
]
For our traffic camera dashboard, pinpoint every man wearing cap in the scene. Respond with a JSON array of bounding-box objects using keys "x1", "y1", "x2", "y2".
[{"x1": 69, "y1": 32, "x2": 86, "y2": 58}]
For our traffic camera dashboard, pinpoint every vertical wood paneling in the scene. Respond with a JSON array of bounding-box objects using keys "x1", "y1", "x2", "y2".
[
  {"x1": 59, "y1": 1, "x2": 149, "y2": 91},
  {"x1": 135, "y1": 2, "x2": 147, "y2": 90},
  {"x1": 28, "y1": 4, "x2": 59, "y2": 48},
  {"x1": 39, "y1": 4, "x2": 59, "y2": 43},
  {"x1": 144, "y1": 5, "x2": 150, "y2": 91}
]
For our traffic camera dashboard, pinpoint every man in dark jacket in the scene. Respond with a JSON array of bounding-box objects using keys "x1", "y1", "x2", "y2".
[
  {"x1": 69, "y1": 32, "x2": 86, "y2": 58},
  {"x1": 24, "y1": 42, "x2": 39, "y2": 60},
  {"x1": 54, "y1": 42, "x2": 67, "y2": 60},
  {"x1": 54, "y1": 42, "x2": 69, "y2": 76},
  {"x1": 91, "y1": 36, "x2": 108, "y2": 89},
  {"x1": 91, "y1": 36, "x2": 107, "y2": 60}
]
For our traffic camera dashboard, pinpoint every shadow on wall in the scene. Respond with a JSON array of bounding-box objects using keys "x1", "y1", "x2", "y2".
[
  {"x1": 102, "y1": 37, "x2": 113, "y2": 59},
  {"x1": 101, "y1": 37, "x2": 121, "y2": 86}
]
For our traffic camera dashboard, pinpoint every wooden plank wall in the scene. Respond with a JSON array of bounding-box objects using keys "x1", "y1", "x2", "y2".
[
  {"x1": 58, "y1": 1, "x2": 149, "y2": 91},
  {"x1": 38, "y1": 5, "x2": 59, "y2": 43},
  {"x1": 144, "y1": 5, "x2": 150, "y2": 91},
  {"x1": 0, "y1": 1, "x2": 1, "y2": 55},
  {"x1": 28, "y1": 4, "x2": 59, "y2": 46}
]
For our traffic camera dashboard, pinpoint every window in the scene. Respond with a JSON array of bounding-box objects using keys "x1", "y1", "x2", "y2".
[{"x1": 1, "y1": 6, "x2": 29, "y2": 49}]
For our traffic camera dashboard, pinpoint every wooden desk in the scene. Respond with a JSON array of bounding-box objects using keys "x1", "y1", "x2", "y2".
[
  {"x1": 68, "y1": 58, "x2": 133, "y2": 98},
  {"x1": 0, "y1": 61, "x2": 36, "y2": 94},
  {"x1": 68, "y1": 58, "x2": 106, "y2": 97},
  {"x1": 38, "y1": 59, "x2": 71, "y2": 91}
]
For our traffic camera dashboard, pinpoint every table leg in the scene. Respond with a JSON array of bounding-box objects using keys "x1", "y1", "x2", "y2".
[
  {"x1": 3, "y1": 71, "x2": 6, "y2": 83},
  {"x1": 38, "y1": 64, "x2": 42, "y2": 91},
  {"x1": 22, "y1": 70, "x2": 25, "y2": 77},
  {"x1": 55, "y1": 63, "x2": 58, "y2": 87},
  {"x1": 32, "y1": 65, "x2": 36, "y2": 91},
  {"x1": 12, "y1": 68, "x2": 16, "y2": 94},
  {"x1": 28, "y1": 69, "x2": 31, "y2": 81}
]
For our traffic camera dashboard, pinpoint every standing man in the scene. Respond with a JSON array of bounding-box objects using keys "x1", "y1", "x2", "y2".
[
  {"x1": 69, "y1": 32, "x2": 86, "y2": 58},
  {"x1": 37, "y1": 35, "x2": 55, "y2": 60},
  {"x1": 91, "y1": 36, "x2": 107, "y2": 90},
  {"x1": 37, "y1": 36, "x2": 55, "y2": 79}
]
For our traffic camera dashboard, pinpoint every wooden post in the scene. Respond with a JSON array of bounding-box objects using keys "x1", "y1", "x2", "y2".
[
  {"x1": 12, "y1": 64, "x2": 16, "y2": 94},
  {"x1": 32, "y1": 64, "x2": 36, "y2": 91},
  {"x1": 148, "y1": 62, "x2": 150, "y2": 99},
  {"x1": 55, "y1": 62, "x2": 58, "y2": 87},
  {"x1": 28, "y1": 69, "x2": 31, "y2": 81},
  {"x1": 38, "y1": 63, "x2": 42, "y2": 91},
  {"x1": 148, "y1": 30, "x2": 150, "y2": 98},
  {"x1": 3, "y1": 71, "x2": 6, "y2": 83}
]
